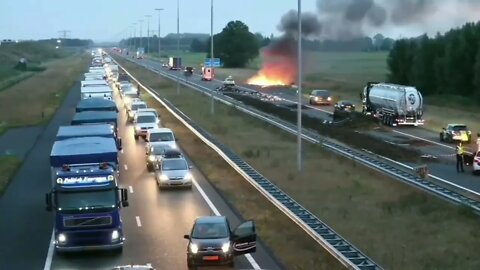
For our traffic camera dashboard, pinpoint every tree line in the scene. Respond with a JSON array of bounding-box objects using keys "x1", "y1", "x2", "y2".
[{"x1": 387, "y1": 22, "x2": 480, "y2": 100}]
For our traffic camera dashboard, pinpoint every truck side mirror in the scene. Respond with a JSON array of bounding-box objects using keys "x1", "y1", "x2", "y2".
[
  {"x1": 45, "y1": 192, "x2": 52, "y2": 212},
  {"x1": 120, "y1": 188, "x2": 129, "y2": 207},
  {"x1": 117, "y1": 138, "x2": 123, "y2": 150}
]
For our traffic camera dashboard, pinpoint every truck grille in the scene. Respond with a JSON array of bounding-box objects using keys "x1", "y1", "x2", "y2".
[{"x1": 64, "y1": 216, "x2": 112, "y2": 227}]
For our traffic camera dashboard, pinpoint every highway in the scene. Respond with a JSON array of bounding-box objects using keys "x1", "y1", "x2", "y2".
[
  {"x1": 0, "y1": 69, "x2": 281, "y2": 269},
  {"x1": 118, "y1": 54, "x2": 480, "y2": 193}
]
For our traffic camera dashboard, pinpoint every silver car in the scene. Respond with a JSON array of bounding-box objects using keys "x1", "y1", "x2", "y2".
[{"x1": 155, "y1": 152, "x2": 193, "y2": 189}]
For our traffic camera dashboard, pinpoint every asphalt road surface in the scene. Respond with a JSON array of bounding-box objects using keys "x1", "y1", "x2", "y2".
[
  {"x1": 118, "y1": 54, "x2": 480, "y2": 193},
  {"x1": 0, "y1": 74, "x2": 282, "y2": 269}
]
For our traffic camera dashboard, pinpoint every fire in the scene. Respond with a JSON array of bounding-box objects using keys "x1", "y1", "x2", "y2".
[{"x1": 247, "y1": 51, "x2": 297, "y2": 88}]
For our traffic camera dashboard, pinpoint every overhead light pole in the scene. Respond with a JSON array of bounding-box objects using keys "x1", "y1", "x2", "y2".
[
  {"x1": 210, "y1": 0, "x2": 215, "y2": 114},
  {"x1": 145, "y1": 15, "x2": 151, "y2": 53},
  {"x1": 176, "y1": 0, "x2": 180, "y2": 95},
  {"x1": 133, "y1": 22, "x2": 137, "y2": 51},
  {"x1": 155, "y1": 8, "x2": 164, "y2": 58},
  {"x1": 297, "y1": 0, "x2": 303, "y2": 172},
  {"x1": 138, "y1": 19, "x2": 143, "y2": 50}
]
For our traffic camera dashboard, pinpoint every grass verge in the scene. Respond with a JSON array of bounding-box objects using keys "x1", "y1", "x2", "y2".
[
  {"x1": 0, "y1": 54, "x2": 90, "y2": 128},
  {"x1": 116, "y1": 56, "x2": 480, "y2": 270},
  {"x1": 0, "y1": 156, "x2": 22, "y2": 195}
]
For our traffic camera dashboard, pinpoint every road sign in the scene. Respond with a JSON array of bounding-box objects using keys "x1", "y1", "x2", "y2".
[{"x1": 204, "y1": 58, "x2": 221, "y2": 67}]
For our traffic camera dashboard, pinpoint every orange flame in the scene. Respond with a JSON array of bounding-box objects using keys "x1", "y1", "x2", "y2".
[{"x1": 247, "y1": 54, "x2": 297, "y2": 88}]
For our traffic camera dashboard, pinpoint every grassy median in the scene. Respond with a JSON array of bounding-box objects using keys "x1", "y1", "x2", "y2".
[
  {"x1": 0, "y1": 54, "x2": 89, "y2": 196},
  {"x1": 116, "y1": 56, "x2": 480, "y2": 270}
]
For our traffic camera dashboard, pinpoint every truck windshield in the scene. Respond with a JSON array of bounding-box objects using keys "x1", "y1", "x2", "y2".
[
  {"x1": 56, "y1": 189, "x2": 117, "y2": 211},
  {"x1": 150, "y1": 132, "x2": 174, "y2": 142}
]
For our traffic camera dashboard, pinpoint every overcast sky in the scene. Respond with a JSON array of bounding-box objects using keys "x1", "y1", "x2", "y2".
[{"x1": 1, "y1": 0, "x2": 479, "y2": 41}]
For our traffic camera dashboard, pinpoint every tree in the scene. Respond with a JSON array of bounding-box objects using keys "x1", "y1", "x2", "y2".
[
  {"x1": 208, "y1": 20, "x2": 259, "y2": 68},
  {"x1": 190, "y1": 38, "x2": 207, "y2": 52}
]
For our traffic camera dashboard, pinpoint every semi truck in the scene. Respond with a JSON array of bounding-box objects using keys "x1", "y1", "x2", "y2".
[
  {"x1": 168, "y1": 57, "x2": 182, "y2": 70},
  {"x1": 76, "y1": 98, "x2": 118, "y2": 113},
  {"x1": 361, "y1": 82, "x2": 424, "y2": 126},
  {"x1": 71, "y1": 111, "x2": 118, "y2": 131},
  {"x1": 56, "y1": 124, "x2": 122, "y2": 150},
  {"x1": 45, "y1": 136, "x2": 129, "y2": 253}
]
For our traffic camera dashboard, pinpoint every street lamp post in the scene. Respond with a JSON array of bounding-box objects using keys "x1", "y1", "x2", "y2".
[
  {"x1": 138, "y1": 20, "x2": 143, "y2": 50},
  {"x1": 145, "y1": 15, "x2": 151, "y2": 53},
  {"x1": 210, "y1": 0, "x2": 215, "y2": 115},
  {"x1": 297, "y1": 0, "x2": 303, "y2": 172},
  {"x1": 133, "y1": 23, "x2": 137, "y2": 51},
  {"x1": 176, "y1": 0, "x2": 180, "y2": 95},
  {"x1": 155, "y1": 8, "x2": 164, "y2": 58}
]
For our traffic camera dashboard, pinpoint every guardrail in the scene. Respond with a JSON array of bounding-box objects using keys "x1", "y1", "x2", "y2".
[
  {"x1": 113, "y1": 57, "x2": 383, "y2": 270},
  {"x1": 116, "y1": 54, "x2": 480, "y2": 214}
]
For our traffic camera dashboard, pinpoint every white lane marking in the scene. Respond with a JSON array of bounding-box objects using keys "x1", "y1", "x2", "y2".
[
  {"x1": 43, "y1": 230, "x2": 54, "y2": 270},
  {"x1": 391, "y1": 129, "x2": 455, "y2": 149},
  {"x1": 129, "y1": 186, "x2": 134, "y2": 193},
  {"x1": 136, "y1": 216, "x2": 142, "y2": 227},
  {"x1": 192, "y1": 179, "x2": 261, "y2": 270},
  {"x1": 124, "y1": 164, "x2": 128, "y2": 170}
]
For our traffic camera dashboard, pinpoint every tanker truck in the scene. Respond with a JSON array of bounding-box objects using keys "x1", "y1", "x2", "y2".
[{"x1": 361, "y1": 82, "x2": 424, "y2": 126}]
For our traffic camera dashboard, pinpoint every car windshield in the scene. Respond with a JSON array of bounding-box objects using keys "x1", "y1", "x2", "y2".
[
  {"x1": 150, "y1": 132, "x2": 174, "y2": 142},
  {"x1": 453, "y1": 125, "x2": 467, "y2": 131},
  {"x1": 56, "y1": 189, "x2": 116, "y2": 210},
  {"x1": 152, "y1": 146, "x2": 169, "y2": 155},
  {"x1": 192, "y1": 222, "x2": 229, "y2": 239},
  {"x1": 313, "y1": 90, "x2": 330, "y2": 97},
  {"x1": 132, "y1": 104, "x2": 147, "y2": 110},
  {"x1": 136, "y1": 115, "x2": 156, "y2": 123},
  {"x1": 341, "y1": 101, "x2": 353, "y2": 106},
  {"x1": 162, "y1": 159, "x2": 187, "y2": 170}
]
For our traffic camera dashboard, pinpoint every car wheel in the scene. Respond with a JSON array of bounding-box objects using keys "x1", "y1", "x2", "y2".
[
  {"x1": 187, "y1": 261, "x2": 196, "y2": 270},
  {"x1": 134, "y1": 135, "x2": 138, "y2": 140}
]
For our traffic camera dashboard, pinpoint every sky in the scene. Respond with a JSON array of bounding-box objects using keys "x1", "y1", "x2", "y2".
[{"x1": 1, "y1": 0, "x2": 479, "y2": 42}]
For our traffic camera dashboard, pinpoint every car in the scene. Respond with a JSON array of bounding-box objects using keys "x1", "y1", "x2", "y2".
[
  {"x1": 127, "y1": 100, "x2": 147, "y2": 122},
  {"x1": 146, "y1": 144, "x2": 172, "y2": 171},
  {"x1": 112, "y1": 264, "x2": 155, "y2": 270},
  {"x1": 145, "y1": 128, "x2": 178, "y2": 151},
  {"x1": 473, "y1": 152, "x2": 480, "y2": 174},
  {"x1": 334, "y1": 100, "x2": 356, "y2": 112},
  {"x1": 133, "y1": 111, "x2": 160, "y2": 140},
  {"x1": 162, "y1": 63, "x2": 169, "y2": 68},
  {"x1": 154, "y1": 150, "x2": 193, "y2": 189},
  {"x1": 440, "y1": 124, "x2": 471, "y2": 143},
  {"x1": 183, "y1": 216, "x2": 257, "y2": 269},
  {"x1": 309, "y1": 89, "x2": 332, "y2": 105},
  {"x1": 223, "y1": 76, "x2": 235, "y2": 86}
]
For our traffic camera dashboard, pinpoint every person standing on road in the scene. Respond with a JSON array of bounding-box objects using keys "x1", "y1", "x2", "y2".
[{"x1": 456, "y1": 142, "x2": 465, "y2": 173}]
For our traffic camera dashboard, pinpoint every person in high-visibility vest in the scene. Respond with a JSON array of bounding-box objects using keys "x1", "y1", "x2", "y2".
[{"x1": 456, "y1": 142, "x2": 465, "y2": 173}]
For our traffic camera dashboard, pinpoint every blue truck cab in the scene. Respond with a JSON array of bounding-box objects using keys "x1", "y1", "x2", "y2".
[
  {"x1": 56, "y1": 124, "x2": 122, "y2": 150},
  {"x1": 45, "y1": 136, "x2": 128, "y2": 253},
  {"x1": 71, "y1": 111, "x2": 118, "y2": 133},
  {"x1": 76, "y1": 98, "x2": 118, "y2": 113}
]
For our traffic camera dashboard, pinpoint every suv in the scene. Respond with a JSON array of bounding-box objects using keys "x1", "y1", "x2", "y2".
[
  {"x1": 154, "y1": 150, "x2": 193, "y2": 189},
  {"x1": 183, "y1": 216, "x2": 257, "y2": 268},
  {"x1": 127, "y1": 100, "x2": 147, "y2": 122},
  {"x1": 145, "y1": 128, "x2": 178, "y2": 151},
  {"x1": 440, "y1": 124, "x2": 471, "y2": 143},
  {"x1": 309, "y1": 89, "x2": 332, "y2": 105},
  {"x1": 133, "y1": 112, "x2": 160, "y2": 140}
]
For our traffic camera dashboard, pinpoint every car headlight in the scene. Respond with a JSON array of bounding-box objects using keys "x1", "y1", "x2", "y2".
[
  {"x1": 314, "y1": 97, "x2": 318, "y2": 100},
  {"x1": 148, "y1": 155, "x2": 156, "y2": 162},
  {"x1": 111, "y1": 230, "x2": 119, "y2": 241},
  {"x1": 58, "y1": 233, "x2": 66, "y2": 243},
  {"x1": 184, "y1": 172, "x2": 192, "y2": 180},
  {"x1": 171, "y1": 144, "x2": 178, "y2": 149},
  {"x1": 159, "y1": 174, "x2": 169, "y2": 181},
  {"x1": 190, "y1": 243, "x2": 199, "y2": 254},
  {"x1": 327, "y1": 97, "x2": 332, "y2": 101},
  {"x1": 135, "y1": 126, "x2": 141, "y2": 131},
  {"x1": 222, "y1": 242, "x2": 230, "y2": 253},
  {"x1": 468, "y1": 131, "x2": 471, "y2": 134}
]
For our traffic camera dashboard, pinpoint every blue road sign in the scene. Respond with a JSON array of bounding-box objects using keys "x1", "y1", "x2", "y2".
[{"x1": 204, "y1": 58, "x2": 221, "y2": 67}]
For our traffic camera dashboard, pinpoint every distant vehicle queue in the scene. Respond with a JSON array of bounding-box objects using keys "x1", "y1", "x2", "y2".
[{"x1": 44, "y1": 50, "x2": 257, "y2": 269}]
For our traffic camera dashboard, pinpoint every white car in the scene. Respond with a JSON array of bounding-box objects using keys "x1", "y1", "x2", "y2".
[
  {"x1": 133, "y1": 112, "x2": 160, "y2": 140},
  {"x1": 223, "y1": 76, "x2": 235, "y2": 86},
  {"x1": 145, "y1": 128, "x2": 178, "y2": 151},
  {"x1": 473, "y1": 152, "x2": 480, "y2": 175}
]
